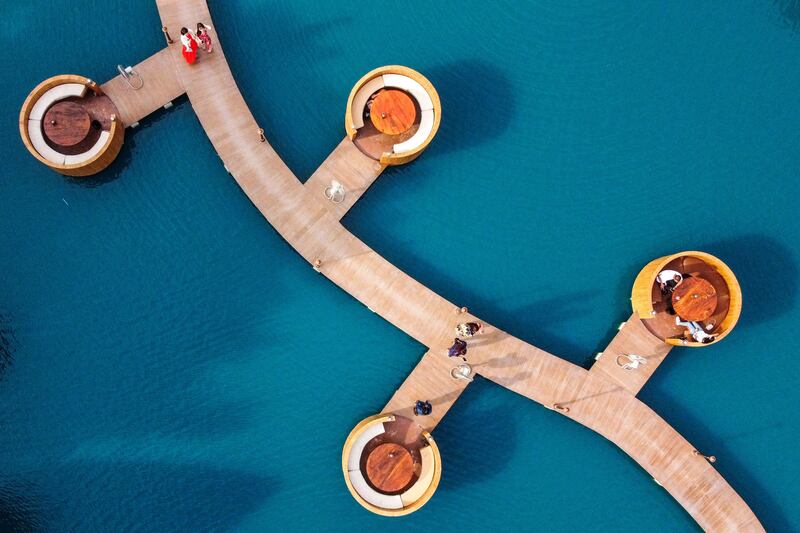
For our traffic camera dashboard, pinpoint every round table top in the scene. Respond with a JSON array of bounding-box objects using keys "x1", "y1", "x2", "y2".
[
  {"x1": 370, "y1": 89, "x2": 416, "y2": 135},
  {"x1": 672, "y1": 277, "x2": 718, "y2": 322},
  {"x1": 365, "y1": 443, "x2": 414, "y2": 493},
  {"x1": 43, "y1": 101, "x2": 91, "y2": 148}
]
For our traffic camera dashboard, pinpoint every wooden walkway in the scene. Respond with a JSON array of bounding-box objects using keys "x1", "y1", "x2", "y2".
[
  {"x1": 590, "y1": 313, "x2": 674, "y2": 395},
  {"x1": 136, "y1": 1, "x2": 764, "y2": 529},
  {"x1": 305, "y1": 138, "x2": 386, "y2": 220},
  {"x1": 100, "y1": 48, "x2": 184, "y2": 126},
  {"x1": 383, "y1": 350, "x2": 471, "y2": 433}
]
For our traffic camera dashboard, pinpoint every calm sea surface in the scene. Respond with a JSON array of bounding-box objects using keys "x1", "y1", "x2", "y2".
[{"x1": 1, "y1": 1, "x2": 799, "y2": 531}]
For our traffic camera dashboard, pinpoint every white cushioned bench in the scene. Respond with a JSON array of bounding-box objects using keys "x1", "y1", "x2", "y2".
[
  {"x1": 400, "y1": 444, "x2": 435, "y2": 506},
  {"x1": 27, "y1": 119, "x2": 65, "y2": 165},
  {"x1": 346, "y1": 422, "x2": 386, "y2": 472},
  {"x1": 351, "y1": 77, "x2": 385, "y2": 129},
  {"x1": 393, "y1": 108, "x2": 434, "y2": 154},
  {"x1": 349, "y1": 469, "x2": 404, "y2": 510},
  {"x1": 382, "y1": 74, "x2": 433, "y2": 111},
  {"x1": 29, "y1": 83, "x2": 87, "y2": 120},
  {"x1": 65, "y1": 131, "x2": 110, "y2": 166}
]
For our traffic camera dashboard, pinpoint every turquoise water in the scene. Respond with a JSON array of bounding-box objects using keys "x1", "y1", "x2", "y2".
[{"x1": 1, "y1": 0, "x2": 799, "y2": 530}]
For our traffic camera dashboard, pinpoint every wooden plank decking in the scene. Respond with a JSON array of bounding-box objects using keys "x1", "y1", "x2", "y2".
[
  {"x1": 590, "y1": 313, "x2": 673, "y2": 395},
  {"x1": 383, "y1": 350, "x2": 471, "y2": 432},
  {"x1": 141, "y1": 1, "x2": 764, "y2": 529},
  {"x1": 101, "y1": 48, "x2": 184, "y2": 126},
  {"x1": 305, "y1": 138, "x2": 386, "y2": 220}
]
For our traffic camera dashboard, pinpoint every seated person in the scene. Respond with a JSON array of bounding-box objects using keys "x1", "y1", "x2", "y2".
[
  {"x1": 414, "y1": 400, "x2": 432, "y2": 416},
  {"x1": 656, "y1": 269, "x2": 683, "y2": 295},
  {"x1": 365, "y1": 93, "x2": 379, "y2": 119},
  {"x1": 675, "y1": 317, "x2": 715, "y2": 344}
]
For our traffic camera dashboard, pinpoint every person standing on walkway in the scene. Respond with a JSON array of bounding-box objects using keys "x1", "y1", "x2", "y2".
[
  {"x1": 455, "y1": 322, "x2": 483, "y2": 338},
  {"x1": 446, "y1": 338, "x2": 468, "y2": 361},
  {"x1": 197, "y1": 23, "x2": 213, "y2": 53},
  {"x1": 180, "y1": 27, "x2": 202, "y2": 65}
]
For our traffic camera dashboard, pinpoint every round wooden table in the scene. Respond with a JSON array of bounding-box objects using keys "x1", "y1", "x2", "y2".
[
  {"x1": 365, "y1": 443, "x2": 414, "y2": 493},
  {"x1": 370, "y1": 89, "x2": 416, "y2": 135},
  {"x1": 43, "y1": 101, "x2": 91, "y2": 148},
  {"x1": 672, "y1": 277, "x2": 717, "y2": 322}
]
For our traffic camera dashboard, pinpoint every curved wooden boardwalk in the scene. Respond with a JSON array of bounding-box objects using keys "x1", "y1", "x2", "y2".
[{"x1": 102, "y1": 1, "x2": 767, "y2": 529}]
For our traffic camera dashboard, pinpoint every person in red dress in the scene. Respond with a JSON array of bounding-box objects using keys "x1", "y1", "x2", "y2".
[{"x1": 180, "y1": 27, "x2": 201, "y2": 65}]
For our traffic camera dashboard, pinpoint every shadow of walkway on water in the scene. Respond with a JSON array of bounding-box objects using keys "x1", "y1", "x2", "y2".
[
  {"x1": 0, "y1": 480, "x2": 44, "y2": 532},
  {"x1": 9, "y1": 462, "x2": 274, "y2": 531},
  {"x1": 369, "y1": 240, "x2": 598, "y2": 364},
  {"x1": 0, "y1": 314, "x2": 15, "y2": 383},
  {"x1": 775, "y1": 0, "x2": 800, "y2": 31}
]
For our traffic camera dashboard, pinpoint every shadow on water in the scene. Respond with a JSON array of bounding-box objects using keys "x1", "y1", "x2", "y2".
[
  {"x1": 437, "y1": 377, "x2": 517, "y2": 489},
  {"x1": 45, "y1": 462, "x2": 272, "y2": 531},
  {"x1": 701, "y1": 234, "x2": 797, "y2": 327},
  {"x1": 426, "y1": 60, "x2": 515, "y2": 155},
  {"x1": 65, "y1": 96, "x2": 190, "y2": 188},
  {"x1": 775, "y1": 0, "x2": 800, "y2": 30},
  {"x1": 0, "y1": 481, "x2": 44, "y2": 532},
  {"x1": 0, "y1": 315, "x2": 16, "y2": 382},
  {"x1": 367, "y1": 243, "x2": 596, "y2": 364},
  {"x1": 642, "y1": 390, "x2": 792, "y2": 532}
]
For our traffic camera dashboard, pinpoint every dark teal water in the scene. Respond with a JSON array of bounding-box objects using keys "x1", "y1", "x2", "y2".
[{"x1": 2, "y1": 1, "x2": 799, "y2": 531}]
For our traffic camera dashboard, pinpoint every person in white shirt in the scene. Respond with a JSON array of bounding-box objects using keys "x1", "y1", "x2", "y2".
[
  {"x1": 656, "y1": 269, "x2": 683, "y2": 295},
  {"x1": 675, "y1": 317, "x2": 715, "y2": 344}
]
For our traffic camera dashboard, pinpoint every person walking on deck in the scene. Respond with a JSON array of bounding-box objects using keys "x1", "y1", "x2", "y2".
[
  {"x1": 197, "y1": 23, "x2": 213, "y2": 53},
  {"x1": 180, "y1": 27, "x2": 202, "y2": 65},
  {"x1": 446, "y1": 338, "x2": 468, "y2": 361},
  {"x1": 456, "y1": 322, "x2": 483, "y2": 338}
]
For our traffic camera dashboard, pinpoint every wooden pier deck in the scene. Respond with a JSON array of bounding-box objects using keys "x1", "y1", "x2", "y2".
[
  {"x1": 138, "y1": 1, "x2": 764, "y2": 529},
  {"x1": 590, "y1": 313, "x2": 673, "y2": 395},
  {"x1": 306, "y1": 138, "x2": 385, "y2": 220},
  {"x1": 100, "y1": 48, "x2": 184, "y2": 126},
  {"x1": 383, "y1": 350, "x2": 471, "y2": 432}
]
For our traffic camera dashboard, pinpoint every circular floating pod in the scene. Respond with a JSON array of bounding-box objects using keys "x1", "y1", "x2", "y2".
[
  {"x1": 19, "y1": 75, "x2": 124, "y2": 177},
  {"x1": 342, "y1": 413, "x2": 441, "y2": 516},
  {"x1": 631, "y1": 251, "x2": 742, "y2": 347},
  {"x1": 345, "y1": 65, "x2": 441, "y2": 166}
]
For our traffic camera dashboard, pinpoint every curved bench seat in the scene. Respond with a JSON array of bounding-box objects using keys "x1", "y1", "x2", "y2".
[
  {"x1": 382, "y1": 74, "x2": 433, "y2": 111},
  {"x1": 393, "y1": 108, "x2": 434, "y2": 154},
  {"x1": 29, "y1": 83, "x2": 87, "y2": 120},
  {"x1": 351, "y1": 77, "x2": 385, "y2": 129},
  {"x1": 349, "y1": 469, "x2": 404, "y2": 510},
  {"x1": 400, "y1": 444, "x2": 435, "y2": 506},
  {"x1": 346, "y1": 422, "x2": 386, "y2": 471},
  {"x1": 65, "y1": 131, "x2": 110, "y2": 166},
  {"x1": 27, "y1": 119, "x2": 65, "y2": 165}
]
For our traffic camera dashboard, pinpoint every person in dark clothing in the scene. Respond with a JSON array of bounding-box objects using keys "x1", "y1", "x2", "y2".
[
  {"x1": 446, "y1": 338, "x2": 468, "y2": 361},
  {"x1": 414, "y1": 400, "x2": 432, "y2": 416}
]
